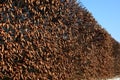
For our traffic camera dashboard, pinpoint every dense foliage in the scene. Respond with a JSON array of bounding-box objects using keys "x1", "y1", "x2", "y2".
[{"x1": 0, "y1": 0, "x2": 120, "y2": 79}]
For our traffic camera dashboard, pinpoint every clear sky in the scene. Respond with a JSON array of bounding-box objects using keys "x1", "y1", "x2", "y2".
[{"x1": 77, "y1": 0, "x2": 120, "y2": 42}]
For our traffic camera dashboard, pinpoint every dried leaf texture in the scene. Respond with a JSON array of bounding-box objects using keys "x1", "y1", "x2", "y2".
[{"x1": 0, "y1": 0, "x2": 120, "y2": 80}]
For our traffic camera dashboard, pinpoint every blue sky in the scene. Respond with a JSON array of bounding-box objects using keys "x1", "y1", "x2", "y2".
[{"x1": 77, "y1": 0, "x2": 120, "y2": 42}]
